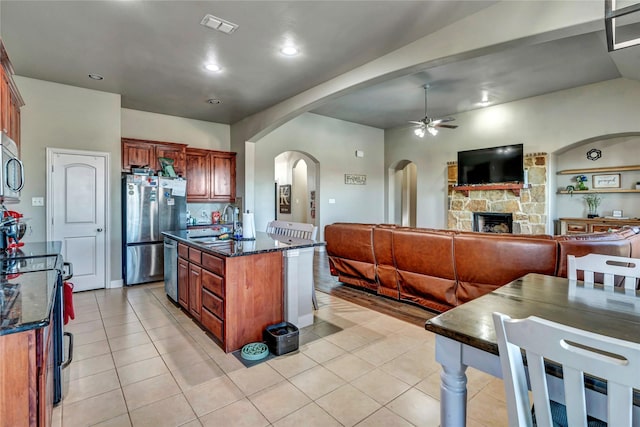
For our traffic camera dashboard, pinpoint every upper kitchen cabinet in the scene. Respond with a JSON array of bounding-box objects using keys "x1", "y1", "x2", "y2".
[
  {"x1": 185, "y1": 148, "x2": 236, "y2": 202},
  {"x1": 121, "y1": 138, "x2": 187, "y2": 175},
  {"x1": 0, "y1": 39, "x2": 25, "y2": 149}
]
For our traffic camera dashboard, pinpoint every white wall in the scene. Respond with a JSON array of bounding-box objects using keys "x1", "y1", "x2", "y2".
[
  {"x1": 255, "y1": 113, "x2": 384, "y2": 240},
  {"x1": 121, "y1": 108, "x2": 230, "y2": 150},
  {"x1": 385, "y1": 78, "x2": 640, "y2": 230},
  {"x1": 13, "y1": 76, "x2": 122, "y2": 280}
]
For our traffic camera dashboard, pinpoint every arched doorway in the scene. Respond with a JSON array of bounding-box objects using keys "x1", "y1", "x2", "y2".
[
  {"x1": 389, "y1": 160, "x2": 417, "y2": 227},
  {"x1": 274, "y1": 151, "x2": 318, "y2": 227}
]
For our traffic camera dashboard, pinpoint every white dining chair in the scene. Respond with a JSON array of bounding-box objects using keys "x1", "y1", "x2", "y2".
[
  {"x1": 266, "y1": 220, "x2": 318, "y2": 240},
  {"x1": 493, "y1": 312, "x2": 640, "y2": 427},
  {"x1": 568, "y1": 253, "x2": 640, "y2": 292},
  {"x1": 266, "y1": 220, "x2": 318, "y2": 309}
]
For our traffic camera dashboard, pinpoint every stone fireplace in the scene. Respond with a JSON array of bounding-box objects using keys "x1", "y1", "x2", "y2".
[
  {"x1": 473, "y1": 212, "x2": 513, "y2": 233},
  {"x1": 448, "y1": 153, "x2": 548, "y2": 235}
]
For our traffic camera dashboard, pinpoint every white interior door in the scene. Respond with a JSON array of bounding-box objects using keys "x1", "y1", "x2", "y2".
[{"x1": 47, "y1": 149, "x2": 108, "y2": 291}]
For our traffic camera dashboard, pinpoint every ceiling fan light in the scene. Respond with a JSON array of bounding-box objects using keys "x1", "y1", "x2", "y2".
[
  {"x1": 427, "y1": 126, "x2": 439, "y2": 136},
  {"x1": 414, "y1": 127, "x2": 425, "y2": 138}
]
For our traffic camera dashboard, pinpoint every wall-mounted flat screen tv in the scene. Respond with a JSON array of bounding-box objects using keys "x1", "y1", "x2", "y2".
[{"x1": 457, "y1": 144, "x2": 524, "y2": 185}]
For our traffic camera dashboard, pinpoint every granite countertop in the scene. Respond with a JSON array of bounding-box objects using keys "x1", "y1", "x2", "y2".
[
  {"x1": 163, "y1": 230, "x2": 324, "y2": 257},
  {"x1": 1, "y1": 269, "x2": 60, "y2": 335},
  {"x1": 1, "y1": 241, "x2": 63, "y2": 336}
]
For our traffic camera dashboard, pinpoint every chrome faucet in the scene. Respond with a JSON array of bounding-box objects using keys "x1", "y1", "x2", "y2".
[{"x1": 222, "y1": 204, "x2": 238, "y2": 230}]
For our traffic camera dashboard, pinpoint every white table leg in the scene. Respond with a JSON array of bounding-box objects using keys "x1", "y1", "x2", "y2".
[{"x1": 435, "y1": 335, "x2": 468, "y2": 427}]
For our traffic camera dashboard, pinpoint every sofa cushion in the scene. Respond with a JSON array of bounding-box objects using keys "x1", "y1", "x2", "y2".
[
  {"x1": 454, "y1": 234, "x2": 558, "y2": 303},
  {"x1": 325, "y1": 223, "x2": 377, "y2": 290},
  {"x1": 393, "y1": 229, "x2": 458, "y2": 311},
  {"x1": 373, "y1": 226, "x2": 398, "y2": 298}
]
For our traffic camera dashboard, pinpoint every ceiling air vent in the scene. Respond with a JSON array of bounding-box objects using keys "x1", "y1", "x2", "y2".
[{"x1": 200, "y1": 14, "x2": 238, "y2": 35}]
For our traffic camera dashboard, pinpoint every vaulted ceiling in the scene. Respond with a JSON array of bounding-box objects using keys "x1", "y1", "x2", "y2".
[{"x1": 2, "y1": 1, "x2": 639, "y2": 131}]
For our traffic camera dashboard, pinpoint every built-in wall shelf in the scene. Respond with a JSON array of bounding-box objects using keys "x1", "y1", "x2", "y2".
[
  {"x1": 557, "y1": 189, "x2": 640, "y2": 195},
  {"x1": 452, "y1": 183, "x2": 530, "y2": 197},
  {"x1": 557, "y1": 165, "x2": 640, "y2": 175}
]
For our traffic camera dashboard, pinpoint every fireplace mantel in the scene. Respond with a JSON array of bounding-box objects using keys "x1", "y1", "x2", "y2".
[{"x1": 452, "y1": 183, "x2": 531, "y2": 197}]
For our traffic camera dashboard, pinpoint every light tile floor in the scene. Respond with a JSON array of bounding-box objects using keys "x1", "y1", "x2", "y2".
[{"x1": 54, "y1": 274, "x2": 508, "y2": 426}]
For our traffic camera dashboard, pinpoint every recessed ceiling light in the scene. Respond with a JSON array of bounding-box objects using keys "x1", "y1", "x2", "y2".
[
  {"x1": 205, "y1": 63, "x2": 222, "y2": 72},
  {"x1": 207, "y1": 99, "x2": 222, "y2": 105},
  {"x1": 280, "y1": 46, "x2": 299, "y2": 56},
  {"x1": 88, "y1": 73, "x2": 104, "y2": 81}
]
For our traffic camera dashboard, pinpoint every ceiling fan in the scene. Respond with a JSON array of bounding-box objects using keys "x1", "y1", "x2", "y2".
[{"x1": 410, "y1": 85, "x2": 458, "y2": 137}]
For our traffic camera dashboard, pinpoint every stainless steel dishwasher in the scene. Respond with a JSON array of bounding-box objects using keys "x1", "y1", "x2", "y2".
[{"x1": 163, "y1": 238, "x2": 178, "y2": 302}]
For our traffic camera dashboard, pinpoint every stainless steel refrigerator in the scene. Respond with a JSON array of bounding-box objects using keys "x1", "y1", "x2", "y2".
[{"x1": 122, "y1": 174, "x2": 187, "y2": 285}]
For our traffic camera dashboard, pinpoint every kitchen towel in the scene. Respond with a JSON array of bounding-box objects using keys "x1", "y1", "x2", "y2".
[
  {"x1": 64, "y1": 281, "x2": 75, "y2": 325},
  {"x1": 243, "y1": 212, "x2": 256, "y2": 240}
]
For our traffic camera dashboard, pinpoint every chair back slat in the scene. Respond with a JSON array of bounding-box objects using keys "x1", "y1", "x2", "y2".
[
  {"x1": 266, "y1": 220, "x2": 317, "y2": 240},
  {"x1": 493, "y1": 312, "x2": 640, "y2": 426},
  {"x1": 568, "y1": 253, "x2": 640, "y2": 291}
]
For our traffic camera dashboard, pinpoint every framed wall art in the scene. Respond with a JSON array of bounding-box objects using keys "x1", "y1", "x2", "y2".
[
  {"x1": 279, "y1": 184, "x2": 291, "y2": 213},
  {"x1": 592, "y1": 173, "x2": 620, "y2": 189}
]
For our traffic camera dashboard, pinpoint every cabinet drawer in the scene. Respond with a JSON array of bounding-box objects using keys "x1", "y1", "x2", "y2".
[
  {"x1": 590, "y1": 224, "x2": 619, "y2": 233},
  {"x1": 201, "y1": 308, "x2": 223, "y2": 342},
  {"x1": 202, "y1": 289, "x2": 223, "y2": 318},
  {"x1": 566, "y1": 223, "x2": 588, "y2": 233},
  {"x1": 202, "y1": 269, "x2": 224, "y2": 297},
  {"x1": 188, "y1": 248, "x2": 202, "y2": 264},
  {"x1": 178, "y1": 243, "x2": 189, "y2": 258},
  {"x1": 202, "y1": 253, "x2": 224, "y2": 276}
]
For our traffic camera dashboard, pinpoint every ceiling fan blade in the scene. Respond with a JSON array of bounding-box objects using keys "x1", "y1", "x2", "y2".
[
  {"x1": 408, "y1": 121, "x2": 424, "y2": 125},
  {"x1": 436, "y1": 124, "x2": 458, "y2": 129}
]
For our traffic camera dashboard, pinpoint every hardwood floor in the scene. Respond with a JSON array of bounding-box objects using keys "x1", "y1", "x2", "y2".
[{"x1": 313, "y1": 251, "x2": 437, "y2": 328}]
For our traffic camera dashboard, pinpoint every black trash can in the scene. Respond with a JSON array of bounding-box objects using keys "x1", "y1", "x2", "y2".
[{"x1": 263, "y1": 322, "x2": 299, "y2": 356}]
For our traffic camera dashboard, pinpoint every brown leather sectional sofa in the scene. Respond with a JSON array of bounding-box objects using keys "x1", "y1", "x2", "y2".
[{"x1": 325, "y1": 223, "x2": 640, "y2": 313}]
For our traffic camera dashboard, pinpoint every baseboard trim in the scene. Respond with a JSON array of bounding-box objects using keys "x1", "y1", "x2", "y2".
[{"x1": 109, "y1": 279, "x2": 123, "y2": 289}]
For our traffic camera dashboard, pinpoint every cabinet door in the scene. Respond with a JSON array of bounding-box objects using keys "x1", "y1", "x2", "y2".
[
  {"x1": 122, "y1": 140, "x2": 154, "y2": 172},
  {"x1": 9, "y1": 93, "x2": 20, "y2": 149},
  {"x1": 0, "y1": 68, "x2": 10, "y2": 135},
  {"x1": 590, "y1": 224, "x2": 620, "y2": 233},
  {"x1": 177, "y1": 258, "x2": 189, "y2": 309},
  {"x1": 186, "y1": 149, "x2": 210, "y2": 201},
  {"x1": 189, "y1": 264, "x2": 202, "y2": 320},
  {"x1": 210, "y1": 152, "x2": 236, "y2": 202},
  {"x1": 156, "y1": 144, "x2": 186, "y2": 176}
]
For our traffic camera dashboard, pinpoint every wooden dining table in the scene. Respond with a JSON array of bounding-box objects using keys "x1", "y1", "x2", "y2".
[{"x1": 425, "y1": 273, "x2": 640, "y2": 427}]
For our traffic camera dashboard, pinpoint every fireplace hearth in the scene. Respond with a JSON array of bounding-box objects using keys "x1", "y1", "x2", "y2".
[{"x1": 473, "y1": 212, "x2": 513, "y2": 233}]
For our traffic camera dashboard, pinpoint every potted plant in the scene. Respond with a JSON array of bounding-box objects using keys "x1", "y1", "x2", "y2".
[
  {"x1": 575, "y1": 174, "x2": 588, "y2": 191},
  {"x1": 583, "y1": 194, "x2": 601, "y2": 218}
]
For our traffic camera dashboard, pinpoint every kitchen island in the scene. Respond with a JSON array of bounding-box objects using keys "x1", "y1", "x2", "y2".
[{"x1": 162, "y1": 230, "x2": 324, "y2": 353}]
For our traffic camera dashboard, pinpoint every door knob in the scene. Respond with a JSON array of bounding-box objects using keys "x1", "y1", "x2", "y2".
[{"x1": 97, "y1": 228, "x2": 103, "y2": 232}]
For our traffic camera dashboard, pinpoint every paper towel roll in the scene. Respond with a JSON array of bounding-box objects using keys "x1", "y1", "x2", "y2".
[{"x1": 242, "y1": 212, "x2": 256, "y2": 240}]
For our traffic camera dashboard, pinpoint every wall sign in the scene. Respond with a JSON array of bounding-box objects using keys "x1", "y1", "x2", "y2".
[
  {"x1": 345, "y1": 174, "x2": 366, "y2": 185},
  {"x1": 592, "y1": 173, "x2": 620, "y2": 188}
]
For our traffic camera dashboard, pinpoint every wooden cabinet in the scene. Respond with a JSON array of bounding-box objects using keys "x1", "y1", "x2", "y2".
[
  {"x1": 185, "y1": 149, "x2": 209, "y2": 200},
  {"x1": 559, "y1": 217, "x2": 640, "y2": 235},
  {"x1": 174, "y1": 240, "x2": 283, "y2": 352},
  {"x1": 185, "y1": 148, "x2": 236, "y2": 202},
  {"x1": 0, "y1": 313, "x2": 54, "y2": 427},
  {"x1": 121, "y1": 138, "x2": 187, "y2": 175},
  {"x1": 188, "y1": 263, "x2": 202, "y2": 321},
  {"x1": 177, "y1": 256, "x2": 189, "y2": 309},
  {"x1": 0, "y1": 40, "x2": 25, "y2": 150}
]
